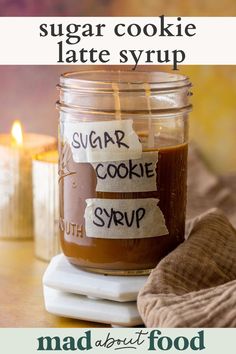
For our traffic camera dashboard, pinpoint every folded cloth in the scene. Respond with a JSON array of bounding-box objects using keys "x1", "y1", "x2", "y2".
[{"x1": 137, "y1": 210, "x2": 236, "y2": 327}]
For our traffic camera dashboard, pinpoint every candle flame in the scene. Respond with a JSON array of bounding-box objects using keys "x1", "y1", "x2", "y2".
[{"x1": 11, "y1": 120, "x2": 23, "y2": 146}]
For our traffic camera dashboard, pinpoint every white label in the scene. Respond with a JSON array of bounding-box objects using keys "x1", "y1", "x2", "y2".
[
  {"x1": 64, "y1": 119, "x2": 142, "y2": 163},
  {"x1": 92, "y1": 152, "x2": 158, "y2": 193},
  {"x1": 84, "y1": 198, "x2": 168, "y2": 239}
]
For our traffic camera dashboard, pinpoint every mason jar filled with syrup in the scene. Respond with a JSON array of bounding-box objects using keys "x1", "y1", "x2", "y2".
[{"x1": 57, "y1": 70, "x2": 192, "y2": 275}]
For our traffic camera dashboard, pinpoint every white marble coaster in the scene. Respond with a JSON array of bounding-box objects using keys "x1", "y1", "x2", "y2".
[
  {"x1": 44, "y1": 286, "x2": 143, "y2": 327},
  {"x1": 43, "y1": 254, "x2": 148, "y2": 302}
]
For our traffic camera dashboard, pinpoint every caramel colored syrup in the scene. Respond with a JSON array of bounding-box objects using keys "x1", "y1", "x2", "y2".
[
  {"x1": 143, "y1": 82, "x2": 155, "y2": 148},
  {"x1": 59, "y1": 142, "x2": 188, "y2": 274},
  {"x1": 112, "y1": 82, "x2": 121, "y2": 120},
  {"x1": 59, "y1": 83, "x2": 188, "y2": 274}
]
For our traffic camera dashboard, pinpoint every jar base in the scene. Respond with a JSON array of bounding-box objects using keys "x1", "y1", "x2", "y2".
[{"x1": 79, "y1": 266, "x2": 153, "y2": 276}]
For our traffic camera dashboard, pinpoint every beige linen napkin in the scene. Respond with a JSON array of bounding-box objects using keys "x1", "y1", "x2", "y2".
[{"x1": 137, "y1": 145, "x2": 236, "y2": 327}]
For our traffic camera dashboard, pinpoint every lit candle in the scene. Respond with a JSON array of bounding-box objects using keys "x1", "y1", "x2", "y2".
[
  {"x1": 0, "y1": 120, "x2": 57, "y2": 239},
  {"x1": 33, "y1": 150, "x2": 60, "y2": 261}
]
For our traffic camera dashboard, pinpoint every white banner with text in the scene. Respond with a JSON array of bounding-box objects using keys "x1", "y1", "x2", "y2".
[
  {"x1": 0, "y1": 17, "x2": 236, "y2": 67},
  {"x1": 0, "y1": 328, "x2": 235, "y2": 354}
]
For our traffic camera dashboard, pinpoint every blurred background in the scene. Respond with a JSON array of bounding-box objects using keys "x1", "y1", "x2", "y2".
[{"x1": 0, "y1": 0, "x2": 236, "y2": 173}]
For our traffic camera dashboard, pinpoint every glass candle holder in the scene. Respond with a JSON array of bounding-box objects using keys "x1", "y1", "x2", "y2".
[
  {"x1": 33, "y1": 150, "x2": 60, "y2": 261},
  {"x1": 0, "y1": 133, "x2": 56, "y2": 239},
  {"x1": 57, "y1": 70, "x2": 192, "y2": 275}
]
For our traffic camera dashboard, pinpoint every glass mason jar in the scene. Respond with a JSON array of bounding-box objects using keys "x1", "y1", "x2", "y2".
[{"x1": 57, "y1": 70, "x2": 192, "y2": 275}]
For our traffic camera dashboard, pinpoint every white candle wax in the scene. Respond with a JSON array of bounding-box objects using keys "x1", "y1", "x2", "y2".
[{"x1": 0, "y1": 132, "x2": 57, "y2": 239}]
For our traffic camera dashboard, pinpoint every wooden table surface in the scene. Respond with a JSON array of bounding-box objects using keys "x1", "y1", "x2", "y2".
[{"x1": 0, "y1": 240, "x2": 107, "y2": 327}]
